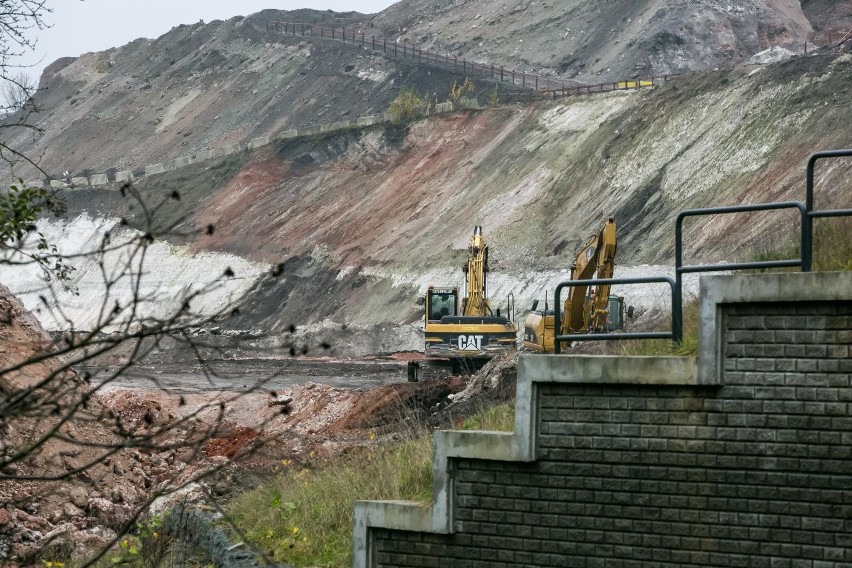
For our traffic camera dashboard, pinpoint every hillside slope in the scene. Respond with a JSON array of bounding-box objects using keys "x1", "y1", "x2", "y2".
[
  {"x1": 2, "y1": 2, "x2": 848, "y2": 183},
  {"x1": 372, "y1": 0, "x2": 827, "y2": 81},
  {"x1": 1, "y1": 9, "x2": 486, "y2": 182},
  {"x1": 11, "y1": 53, "x2": 848, "y2": 345}
]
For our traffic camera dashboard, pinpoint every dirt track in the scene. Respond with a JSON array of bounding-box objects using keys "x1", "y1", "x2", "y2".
[{"x1": 88, "y1": 357, "x2": 409, "y2": 393}]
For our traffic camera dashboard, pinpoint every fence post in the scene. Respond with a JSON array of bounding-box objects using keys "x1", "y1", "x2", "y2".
[
  {"x1": 535, "y1": 77, "x2": 538, "y2": 90},
  {"x1": 454, "y1": 55, "x2": 457, "y2": 69},
  {"x1": 501, "y1": 66, "x2": 504, "y2": 81},
  {"x1": 372, "y1": 36, "x2": 375, "y2": 50},
  {"x1": 463, "y1": 59, "x2": 466, "y2": 73},
  {"x1": 362, "y1": 33, "x2": 365, "y2": 47},
  {"x1": 512, "y1": 70, "x2": 515, "y2": 84}
]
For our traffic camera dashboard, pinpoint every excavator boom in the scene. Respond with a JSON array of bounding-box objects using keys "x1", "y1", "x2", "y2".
[{"x1": 523, "y1": 218, "x2": 619, "y2": 352}]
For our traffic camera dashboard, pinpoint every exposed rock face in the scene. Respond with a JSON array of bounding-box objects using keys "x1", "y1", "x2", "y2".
[
  {"x1": 2, "y1": 3, "x2": 846, "y2": 184},
  {"x1": 374, "y1": 0, "x2": 823, "y2": 81}
]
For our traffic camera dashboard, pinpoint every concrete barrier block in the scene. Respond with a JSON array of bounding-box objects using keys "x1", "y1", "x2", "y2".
[
  {"x1": 174, "y1": 155, "x2": 192, "y2": 168},
  {"x1": 300, "y1": 125, "x2": 321, "y2": 136},
  {"x1": 115, "y1": 171, "x2": 134, "y2": 183},
  {"x1": 329, "y1": 120, "x2": 352, "y2": 131},
  {"x1": 49, "y1": 179, "x2": 67, "y2": 189},
  {"x1": 279, "y1": 129, "x2": 298, "y2": 139},
  {"x1": 70, "y1": 177, "x2": 89, "y2": 187},
  {"x1": 356, "y1": 116, "x2": 376, "y2": 126},
  {"x1": 194, "y1": 150, "x2": 213, "y2": 162},
  {"x1": 90, "y1": 174, "x2": 109, "y2": 186},
  {"x1": 24, "y1": 179, "x2": 45, "y2": 188},
  {"x1": 209, "y1": 148, "x2": 224, "y2": 159},
  {"x1": 248, "y1": 136, "x2": 271, "y2": 149},
  {"x1": 222, "y1": 143, "x2": 241, "y2": 156},
  {"x1": 145, "y1": 163, "x2": 165, "y2": 176}
]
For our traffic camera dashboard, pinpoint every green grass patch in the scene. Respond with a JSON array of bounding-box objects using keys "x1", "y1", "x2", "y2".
[
  {"x1": 619, "y1": 298, "x2": 699, "y2": 357},
  {"x1": 228, "y1": 403, "x2": 514, "y2": 567}
]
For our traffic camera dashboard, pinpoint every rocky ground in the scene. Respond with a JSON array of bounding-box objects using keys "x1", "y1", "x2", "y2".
[{"x1": 0, "y1": 283, "x2": 507, "y2": 565}]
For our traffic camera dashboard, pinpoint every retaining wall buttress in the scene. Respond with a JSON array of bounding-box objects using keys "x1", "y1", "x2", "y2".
[{"x1": 354, "y1": 271, "x2": 852, "y2": 567}]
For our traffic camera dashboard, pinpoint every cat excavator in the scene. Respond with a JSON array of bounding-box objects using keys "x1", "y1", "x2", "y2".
[
  {"x1": 423, "y1": 226, "x2": 517, "y2": 360},
  {"x1": 523, "y1": 218, "x2": 621, "y2": 352}
]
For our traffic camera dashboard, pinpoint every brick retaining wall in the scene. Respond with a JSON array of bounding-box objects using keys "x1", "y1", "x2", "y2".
[{"x1": 356, "y1": 273, "x2": 852, "y2": 567}]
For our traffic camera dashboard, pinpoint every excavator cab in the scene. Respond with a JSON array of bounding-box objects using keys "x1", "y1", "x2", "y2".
[
  {"x1": 425, "y1": 287, "x2": 459, "y2": 322},
  {"x1": 606, "y1": 295, "x2": 625, "y2": 331}
]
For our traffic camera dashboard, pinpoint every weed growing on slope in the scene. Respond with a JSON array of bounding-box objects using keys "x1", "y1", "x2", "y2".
[
  {"x1": 388, "y1": 87, "x2": 426, "y2": 125},
  {"x1": 228, "y1": 403, "x2": 515, "y2": 567},
  {"x1": 619, "y1": 298, "x2": 699, "y2": 357}
]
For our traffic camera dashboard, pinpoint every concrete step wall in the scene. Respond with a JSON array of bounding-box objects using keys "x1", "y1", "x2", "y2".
[{"x1": 355, "y1": 271, "x2": 852, "y2": 567}]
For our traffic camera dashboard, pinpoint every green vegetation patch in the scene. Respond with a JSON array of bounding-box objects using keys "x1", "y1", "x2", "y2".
[{"x1": 228, "y1": 403, "x2": 515, "y2": 567}]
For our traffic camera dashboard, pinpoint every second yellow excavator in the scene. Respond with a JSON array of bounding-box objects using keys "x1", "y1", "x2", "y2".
[
  {"x1": 423, "y1": 226, "x2": 517, "y2": 359},
  {"x1": 523, "y1": 218, "x2": 621, "y2": 352}
]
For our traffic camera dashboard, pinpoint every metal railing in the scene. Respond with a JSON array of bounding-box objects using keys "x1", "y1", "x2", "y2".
[
  {"x1": 265, "y1": 20, "x2": 670, "y2": 99},
  {"x1": 267, "y1": 20, "x2": 573, "y2": 92},
  {"x1": 552, "y1": 276, "x2": 676, "y2": 354},
  {"x1": 673, "y1": 201, "x2": 810, "y2": 344},
  {"x1": 550, "y1": 149, "x2": 852, "y2": 353}
]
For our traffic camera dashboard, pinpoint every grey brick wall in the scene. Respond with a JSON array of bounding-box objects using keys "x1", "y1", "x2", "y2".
[{"x1": 371, "y1": 301, "x2": 852, "y2": 567}]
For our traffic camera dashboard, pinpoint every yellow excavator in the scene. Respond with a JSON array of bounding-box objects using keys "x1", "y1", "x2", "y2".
[
  {"x1": 523, "y1": 218, "x2": 621, "y2": 352},
  {"x1": 423, "y1": 226, "x2": 517, "y2": 359}
]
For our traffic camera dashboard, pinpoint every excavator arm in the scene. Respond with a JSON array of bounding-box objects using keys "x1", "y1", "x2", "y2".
[
  {"x1": 562, "y1": 218, "x2": 617, "y2": 334},
  {"x1": 462, "y1": 225, "x2": 491, "y2": 316}
]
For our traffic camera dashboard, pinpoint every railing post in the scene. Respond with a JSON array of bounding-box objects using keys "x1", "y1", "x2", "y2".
[
  {"x1": 372, "y1": 36, "x2": 375, "y2": 50},
  {"x1": 463, "y1": 59, "x2": 466, "y2": 73},
  {"x1": 535, "y1": 77, "x2": 538, "y2": 90},
  {"x1": 673, "y1": 215, "x2": 685, "y2": 345}
]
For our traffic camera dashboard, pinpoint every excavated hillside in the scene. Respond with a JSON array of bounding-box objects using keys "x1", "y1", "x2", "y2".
[
  {"x1": 2, "y1": 2, "x2": 848, "y2": 183},
  {"x1": 14, "y1": 52, "x2": 849, "y2": 349},
  {"x1": 372, "y1": 0, "x2": 837, "y2": 82},
  {"x1": 0, "y1": 2, "x2": 849, "y2": 344}
]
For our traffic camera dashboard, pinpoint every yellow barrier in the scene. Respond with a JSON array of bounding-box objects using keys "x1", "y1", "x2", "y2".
[{"x1": 616, "y1": 80, "x2": 654, "y2": 88}]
